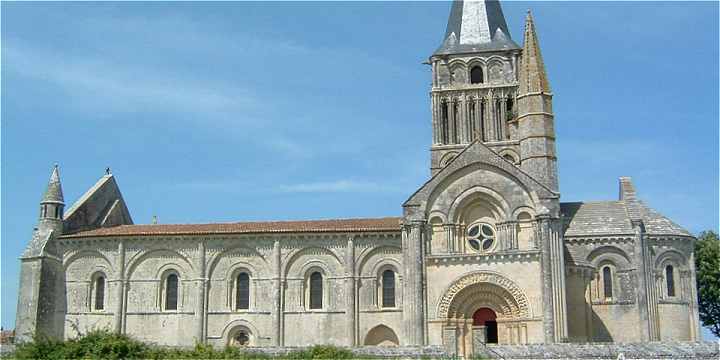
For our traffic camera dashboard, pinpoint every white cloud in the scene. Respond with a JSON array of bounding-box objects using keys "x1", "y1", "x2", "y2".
[
  {"x1": 2, "y1": 44, "x2": 256, "y2": 117},
  {"x1": 277, "y1": 180, "x2": 402, "y2": 193}
]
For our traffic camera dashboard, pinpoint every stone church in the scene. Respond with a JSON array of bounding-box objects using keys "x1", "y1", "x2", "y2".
[{"x1": 16, "y1": 0, "x2": 701, "y2": 357}]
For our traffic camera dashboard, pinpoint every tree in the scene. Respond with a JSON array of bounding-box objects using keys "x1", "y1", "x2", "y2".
[{"x1": 695, "y1": 230, "x2": 720, "y2": 337}]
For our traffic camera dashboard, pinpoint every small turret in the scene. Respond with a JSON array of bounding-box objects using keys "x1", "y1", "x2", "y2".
[{"x1": 38, "y1": 164, "x2": 65, "y2": 234}]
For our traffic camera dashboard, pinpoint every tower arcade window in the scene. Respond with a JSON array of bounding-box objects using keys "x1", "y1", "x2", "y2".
[
  {"x1": 235, "y1": 272, "x2": 250, "y2": 310},
  {"x1": 470, "y1": 66, "x2": 484, "y2": 84},
  {"x1": 602, "y1": 266, "x2": 613, "y2": 299},
  {"x1": 309, "y1": 271, "x2": 323, "y2": 310},
  {"x1": 666, "y1": 265, "x2": 675, "y2": 297},
  {"x1": 381, "y1": 269, "x2": 396, "y2": 308}
]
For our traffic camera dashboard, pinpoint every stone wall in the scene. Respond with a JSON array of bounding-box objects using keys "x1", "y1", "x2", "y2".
[{"x1": 475, "y1": 342, "x2": 720, "y2": 359}]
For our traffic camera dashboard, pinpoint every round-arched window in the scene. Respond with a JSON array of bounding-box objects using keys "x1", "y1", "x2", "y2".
[{"x1": 466, "y1": 222, "x2": 495, "y2": 252}]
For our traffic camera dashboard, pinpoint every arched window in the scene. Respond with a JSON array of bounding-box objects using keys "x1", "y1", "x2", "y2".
[
  {"x1": 94, "y1": 276, "x2": 105, "y2": 310},
  {"x1": 381, "y1": 269, "x2": 396, "y2": 308},
  {"x1": 235, "y1": 272, "x2": 250, "y2": 310},
  {"x1": 666, "y1": 265, "x2": 675, "y2": 297},
  {"x1": 602, "y1": 266, "x2": 613, "y2": 299},
  {"x1": 165, "y1": 273, "x2": 179, "y2": 310},
  {"x1": 470, "y1": 66, "x2": 484, "y2": 84},
  {"x1": 309, "y1": 272, "x2": 323, "y2": 310}
]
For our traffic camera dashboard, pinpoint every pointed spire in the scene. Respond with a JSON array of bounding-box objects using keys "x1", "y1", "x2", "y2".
[
  {"x1": 434, "y1": 0, "x2": 519, "y2": 55},
  {"x1": 519, "y1": 10, "x2": 551, "y2": 94},
  {"x1": 41, "y1": 164, "x2": 64, "y2": 204}
]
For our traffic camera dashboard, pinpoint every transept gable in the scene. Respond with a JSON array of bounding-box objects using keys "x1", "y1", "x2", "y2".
[
  {"x1": 404, "y1": 139, "x2": 558, "y2": 220},
  {"x1": 63, "y1": 174, "x2": 133, "y2": 235}
]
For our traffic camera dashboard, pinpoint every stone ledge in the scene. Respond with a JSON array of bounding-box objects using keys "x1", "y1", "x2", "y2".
[{"x1": 475, "y1": 342, "x2": 720, "y2": 360}]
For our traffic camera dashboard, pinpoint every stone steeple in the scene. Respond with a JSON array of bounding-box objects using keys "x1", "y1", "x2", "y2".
[
  {"x1": 518, "y1": 11, "x2": 551, "y2": 94},
  {"x1": 435, "y1": 0, "x2": 520, "y2": 55},
  {"x1": 517, "y1": 10, "x2": 558, "y2": 192},
  {"x1": 41, "y1": 164, "x2": 64, "y2": 206}
]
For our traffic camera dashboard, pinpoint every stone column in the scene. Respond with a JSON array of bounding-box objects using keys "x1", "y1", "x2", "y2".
[
  {"x1": 345, "y1": 237, "x2": 356, "y2": 346},
  {"x1": 584, "y1": 269, "x2": 594, "y2": 341},
  {"x1": 458, "y1": 97, "x2": 466, "y2": 143},
  {"x1": 499, "y1": 96, "x2": 507, "y2": 140},
  {"x1": 442, "y1": 325, "x2": 459, "y2": 356},
  {"x1": 444, "y1": 224, "x2": 455, "y2": 253},
  {"x1": 114, "y1": 240, "x2": 125, "y2": 333},
  {"x1": 273, "y1": 240, "x2": 283, "y2": 346},
  {"x1": 402, "y1": 220, "x2": 426, "y2": 345},
  {"x1": 432, "y1": 95, "x2": 441, "y2": 145},
  {"x1": 195, "y1": 241, "x2": 206, "y2": 343},
  {"x1": 486, "y1": 93, "x2": 496, "y2": 141},
  {"x1": 448, "y1": 100, "x2": 456, "y2": 144},
  {"x1": 688, "y1": 252, "x2": 702, "y2": 341},
  {"x1": 632, "y1": 221, "x2": 660, "y2": 341},
  {"x1": 537, "y1": 215, "x2": 568, "y2": 342}
]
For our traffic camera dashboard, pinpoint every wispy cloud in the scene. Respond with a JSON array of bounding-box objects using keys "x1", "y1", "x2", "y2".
[
  {"x1": 277, "y1": 180, "x2": 403, "y2": 194},
  {"x1": 2, "y1": 43, "x2": 256, "y2": 117}
]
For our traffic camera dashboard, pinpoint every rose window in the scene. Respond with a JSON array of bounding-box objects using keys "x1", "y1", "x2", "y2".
[{"x1": 466, "y1": 222, "x2": 496, "y2": 252}]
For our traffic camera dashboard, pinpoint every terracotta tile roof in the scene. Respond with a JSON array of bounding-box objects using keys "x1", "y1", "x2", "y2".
[{"x1": 60, "y1": 217, "x2": 403, "y2": 238}]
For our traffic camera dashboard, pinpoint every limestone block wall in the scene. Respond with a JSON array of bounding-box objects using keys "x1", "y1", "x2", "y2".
[
  {"x1": 54, "y1": 232, "x2": 403, "y2": 348},
  {"x1": 563, "y1": 236, "x2": 699, "y2": 343}
]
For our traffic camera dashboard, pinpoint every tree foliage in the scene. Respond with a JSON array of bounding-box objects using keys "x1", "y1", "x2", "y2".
[{"x1": 696, "y1": 230, "x2": 720, "y2": 337}]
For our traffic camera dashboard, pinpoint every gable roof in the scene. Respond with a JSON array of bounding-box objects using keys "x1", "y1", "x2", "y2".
[
  {"x1": 404, "y1": 140, "x2": 558, "y2": 214},
  {"x1": 59, "y1": 217, "x2": 402, "y2": 239},
  {"x1": 63, "y1": 174, "x2": 133, "y2": 234}
]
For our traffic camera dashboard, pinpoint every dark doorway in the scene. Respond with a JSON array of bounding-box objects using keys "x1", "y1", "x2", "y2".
[{"x1": 472, "y1": 307, "x2": 498, "y2": 344}]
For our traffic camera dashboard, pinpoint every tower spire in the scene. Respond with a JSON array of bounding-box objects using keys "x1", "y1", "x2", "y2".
[
  {"x1": 434, "y1": 0, "x2": 519, "y2": 55},
  {"x1": 519, "y1": 10, "x2": 551, "y2": 94},
  {"x1": 41, "y1": 164, "x2": 64, "y2": 205},
  {"x1": 39, "y1": 164, "x2": 65, "y2": 222}
]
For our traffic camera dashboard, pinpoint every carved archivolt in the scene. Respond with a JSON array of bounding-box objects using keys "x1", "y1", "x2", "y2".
[{"x1": 437, "y1": 271, "x2": 530, "y2": 319}]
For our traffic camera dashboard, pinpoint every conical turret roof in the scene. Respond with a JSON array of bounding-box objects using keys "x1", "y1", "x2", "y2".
[
  {"x1": 519, "y1": 11, "x2": 551, "y2": 94},
  {"x1": 41, "y1": 164, "x2": 64, "y2": 204},
  {"x1": 434, "y1": 0, "x2": 520, "y2": 56}
]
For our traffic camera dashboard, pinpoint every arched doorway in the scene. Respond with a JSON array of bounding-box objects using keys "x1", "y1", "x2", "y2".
[
  {"x1": 364, "y1": 325, "x2": 399, "y2": 347},
  {"x1": 437, "y1": 272, "x2": 531, "y2": 357},
  {"x1": 472, "y1": 307, "x2": 498, "y2": 343}
]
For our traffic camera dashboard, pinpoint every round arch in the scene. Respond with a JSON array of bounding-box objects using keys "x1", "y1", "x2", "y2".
[
  {"x1": 447, "y1": 185, "x2": 510, "y2": 224},
  {"x1": 437, "y1": 271, "x2": 530, "y2": 320},
  {"x1": 364, "y1": 324, "x2": 400, "y2": 346}
]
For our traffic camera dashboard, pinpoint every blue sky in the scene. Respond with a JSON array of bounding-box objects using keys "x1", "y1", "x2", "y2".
[{"x1": 2, "y1": 1, "x2": 718, "y2": 340}]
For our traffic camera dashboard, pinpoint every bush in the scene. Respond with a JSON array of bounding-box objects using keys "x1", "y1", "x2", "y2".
[
  {"x1": 13, "y1": 330, "x2": 150, "y2": 360},
  {"x1": 287, "y1": 345, "x2": 355, "y2": 359}
]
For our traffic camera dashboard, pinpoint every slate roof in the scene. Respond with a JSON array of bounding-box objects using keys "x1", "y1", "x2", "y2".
[
  {"x1": 560, "y1": 201, "x2": 692, "y2": 237},
  {"x1": 59, "y1": 217, "x2": 402, "y2": 238},
  {"x1": 434, "y1": 0, "x2": 520, "y2": 56}
]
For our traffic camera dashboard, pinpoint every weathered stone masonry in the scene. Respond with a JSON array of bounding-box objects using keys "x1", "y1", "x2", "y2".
[{"x1": 16, "y1": 0, "x2": 702, "y2": 357}]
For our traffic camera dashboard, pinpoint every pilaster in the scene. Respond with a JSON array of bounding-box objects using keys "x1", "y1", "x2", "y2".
[
  {"x1": 402, "y1": 220, "x2": 426, "y2": 345},
  {"x1": 345, "y1": 237, "x2": 356, "y2": 346},
  {"x1": 114, "y1": 240, "x2": 125, "y2": 333}
]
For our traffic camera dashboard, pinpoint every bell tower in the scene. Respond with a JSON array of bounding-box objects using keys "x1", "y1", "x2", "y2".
[{"x1": 429, "y1": 0, "x2": 522, "y2": 175}]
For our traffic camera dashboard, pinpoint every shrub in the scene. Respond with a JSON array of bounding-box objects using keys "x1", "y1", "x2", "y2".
[{"x1": 287, "y1": 345, "x2": 355, "y2": 359}]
